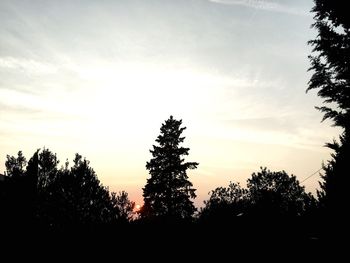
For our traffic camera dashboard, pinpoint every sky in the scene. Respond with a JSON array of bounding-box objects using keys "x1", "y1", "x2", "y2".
[{"x1": 0, "y1": 0, "x2": 340, "y2": 207}]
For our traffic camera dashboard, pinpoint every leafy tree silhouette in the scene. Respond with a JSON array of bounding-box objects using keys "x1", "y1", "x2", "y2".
[
  {"x1": 199, "y1": 182, "x2": 248, "y2": 222},
  {"x1": 141, "y1": 116, "x2": 198, "y2": 221},
  {"x1": 200, "y1": 168, "x2": 315, "y2": 221},
  {"x1": 247, "y1": 167, "x2": 315, "y2": 217},
  {"x1": 5, "y1": 151, "x2": 27, "y2": 178},
  {"x1": 198, "y1": 168, "x2": 318, "y2": 245},
  {"x1": 1, "y1": 149, "x2": 135, "y2": 228},
  {"x1": 41, "y1": 153, "x2": 121, "y2": 227},
  {"x1": 111, "y1": 191, "x2": 135, "y2": 223},
  {"x1": 307, "y1": 1, "x2": 350, "y2": 218},
  {"x1": 1, "y1": 151, "x2": 32, "y2": 225}
]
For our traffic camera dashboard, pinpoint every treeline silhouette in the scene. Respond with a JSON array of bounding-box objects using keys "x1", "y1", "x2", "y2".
[
  {"x1": 0, "y1": 118, "x2": 319, "y2": 227},
  {"x1": 0, "y1": 124, "x2": 323, "y2": 244},
  {"x1": 0, "y1": 149, "x2": 134, "y2": 229}
]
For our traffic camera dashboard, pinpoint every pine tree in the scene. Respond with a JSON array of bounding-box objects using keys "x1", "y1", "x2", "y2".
[
  {"x1": 307, "y1": 1, "x2": 350, "y2": 217},
  {"x1": 142, "y1": 116, "x2": 198, "y2": 220}
]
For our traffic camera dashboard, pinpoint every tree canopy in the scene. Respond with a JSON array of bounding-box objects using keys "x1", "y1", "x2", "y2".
[
  {"x1": 308, "y1": 0, "x2": 350, "y2": 216},
  {"x1": 200, "y1": 167, "x2": 315, "y2": 220},
  {"x1": 199, "y1": 182, "x2": 248, "y2": 221},
  {"x1": 247, "y1": 167, "x2": 314, "y2": 216},
  {"x1": 0, "y1": 149, "x2": 134, "y2": 228},
  {"x1": 141, "y1": 116, "x2": 198, "y2": 220}
]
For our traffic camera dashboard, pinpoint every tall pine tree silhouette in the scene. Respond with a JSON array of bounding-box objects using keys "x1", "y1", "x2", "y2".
[{"x1": 142, "y1": 116, "x2": 198, "y2": 220}]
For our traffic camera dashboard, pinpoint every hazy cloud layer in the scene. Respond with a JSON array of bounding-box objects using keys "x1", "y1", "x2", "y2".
[{"x1": 0, "y1": 0, "x2": 335, "y2": 204}]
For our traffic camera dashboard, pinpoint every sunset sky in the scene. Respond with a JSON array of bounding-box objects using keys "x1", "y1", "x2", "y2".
[{"x1": 0, "y1": 0, "x2": 339, "y2": 206}]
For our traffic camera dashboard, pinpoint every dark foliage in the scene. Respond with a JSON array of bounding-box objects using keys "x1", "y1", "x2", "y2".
[
  {"x1": 247, "y1": 167, "x2": 316, "y2": 217},
  {"x1": 199, "y1": 182, "x2": 248, "y2": 221},
  {"x1": 141, "y1": 116, "x2": 198, "y2": 220},
  {"x1": 308, "y1": 0, "x2": 350, "y2": 218},
  {"x1": 308, "y1": 1, "x2": 350, "y2": 129},
  {"x1": 0, "y1": 149, "x2": 134, "y2": 228},
  {"x1": 200, "y1": 167, "x2": 315, "y2": 221},
  {"x1": 317, "y1": 133, "x2": 350, "y2": 217}
]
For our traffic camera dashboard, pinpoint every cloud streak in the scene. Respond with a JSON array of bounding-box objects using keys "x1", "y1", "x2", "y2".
[
  {"x1": 208, "y1": 0, "x2": 311, "y2": 16},
  {"x1": 0, "y1": 56, "x2": 58, "y2": 75}
]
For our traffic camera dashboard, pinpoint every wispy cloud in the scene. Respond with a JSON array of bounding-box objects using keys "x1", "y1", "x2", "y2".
[
  {"x1": 208, "y1": 0, "x2": 311, "y2": 16},
  {"x1": 0, "y1": 101, "x2": 41, "y2": 114},
  {"x1": 0, "y1": 56, "x2": 58, "y2": 75}
]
